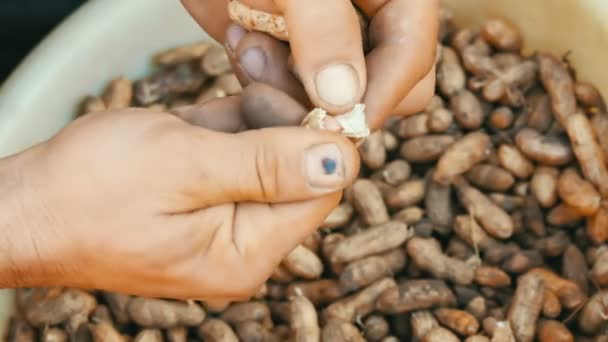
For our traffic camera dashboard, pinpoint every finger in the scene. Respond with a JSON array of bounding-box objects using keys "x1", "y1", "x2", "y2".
[
  {"x1": 175, "y1": 125, "x2": 359, "y2": 210},
  {"x1": 180, "y1": 0, "x2": 232, "y2": 43},
  {"x1": 392, "y1": 65, "x2": 437, "y2": 116},
  {"x1": 278, "y1": 0, "x2": 367, "y2": 114},
  {"x1": 363, "y1": 0, "x2": 439, "y2": 130},
  {"x1": 171, "y1": 82, "x2": 308, "y2": 132},
  {"x1": 233, "y1": 193, "x2": 341, "y2": 275},
  {"x1": 241, "y1": 82, "x2": 344, "y2": 132},
  {"x1": 182, "y1": 193, "x2": 341, "y2": 300},
  {"x1": 171, "y1": 96, "x2": 246, "y2": 133},
  {"x1": 224, "y1": 25, "x2": 251, "y2": 87},
  {"x1": 240, "y1": 82, "x2": 307, "y2": 129},
  {"x1": 230, "y1": 29, "x2": 309, "y2": 106}
]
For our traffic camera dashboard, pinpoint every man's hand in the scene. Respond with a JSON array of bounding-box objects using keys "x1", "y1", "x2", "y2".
[
  {"x1": 182, "y1": 0, "x2": 439, "y2": 130},
  {"x1": 0, "y1": 100, "x2": 359, "y2": 301}
]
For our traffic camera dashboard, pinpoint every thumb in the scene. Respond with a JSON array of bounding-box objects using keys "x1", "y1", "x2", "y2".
[{"x1": 179, "y1": 126, "x2": 360, "y2": 210}]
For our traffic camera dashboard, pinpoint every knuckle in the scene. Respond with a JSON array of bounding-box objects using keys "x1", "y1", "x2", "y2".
[{"x1": 252, "y1": 142, "x2": 280, "y2": 201}]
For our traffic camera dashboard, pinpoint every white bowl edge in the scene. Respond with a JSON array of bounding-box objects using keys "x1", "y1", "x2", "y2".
[{"x1": 0, "y1": 0, "x2": 209, "y2": 158}]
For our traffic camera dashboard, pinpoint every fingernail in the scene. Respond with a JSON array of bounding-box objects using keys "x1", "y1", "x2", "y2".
[
  {"x1": 305, "y1": 144, "x2": 345, "y2": 189},
  {"x1": 226, "y1": 24, "x2": 247, "y2": 52},
  {"x1": 315, "y1": 64, "x2": 359, "y2": 107},
  {"x1": 238, "y1": 47, "x2": 267, "y2": 80}
]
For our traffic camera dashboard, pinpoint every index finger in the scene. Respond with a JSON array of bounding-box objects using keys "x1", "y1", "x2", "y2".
[{"x1": 363, "y1": 0, "x2": 439, "y2": 129}]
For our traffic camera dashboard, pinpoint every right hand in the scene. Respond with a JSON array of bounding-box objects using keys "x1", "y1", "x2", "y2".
[{"x1": 181, "y1": 0, "x2": 439, "y2": 130}]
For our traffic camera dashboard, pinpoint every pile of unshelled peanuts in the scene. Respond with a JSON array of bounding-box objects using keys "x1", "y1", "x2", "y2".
[{"x1": 6, "y1": 7, "x2": 608, "y2": 342}]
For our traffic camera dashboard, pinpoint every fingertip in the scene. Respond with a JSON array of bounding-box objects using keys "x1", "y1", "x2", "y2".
[
  {"x1": 313, "y1": 63, "x2": 365, "y2": 113},
  {"x1": 282, "y1": 0, "x2": 367, "y2": 114},
  {"x1": 241, "y1": 82, "x2": 307, "y2": 128},
  {"x1": 171, "y1": 96, "x2": 245, "y2": 133},
  {"x1": 233, "y1": 31, "x2": 309, "y2": 105},
  {"x1": 302, "y1": 129, "x2": 361, "y2": 191},
  {"x1": 235, "y1": 126, "x2": 360, "y2": 198}
]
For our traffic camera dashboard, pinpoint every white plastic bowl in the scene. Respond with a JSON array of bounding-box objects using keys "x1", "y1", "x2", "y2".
[{"x1": 0, "y1": 0, "x2": 607, "y2": 336}]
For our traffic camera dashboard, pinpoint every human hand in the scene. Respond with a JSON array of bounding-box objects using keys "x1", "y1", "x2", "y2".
[
  {"x1": 4, "y1": 100, "x2": 359, "y2": 301},
  {"x1": 181, "y1": 0, "x2": 439, "y2": 130}
]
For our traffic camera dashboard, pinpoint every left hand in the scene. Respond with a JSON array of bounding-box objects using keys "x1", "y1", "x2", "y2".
[
  {"x1": 181, "y1": 0, "x2": 439, "y2": 130},
  {"x1": 2, "y1": 93, "x2": 359, "y2": 301}
]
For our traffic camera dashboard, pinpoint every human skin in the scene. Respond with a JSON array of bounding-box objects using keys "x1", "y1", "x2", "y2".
[
  {"x1": 181, "y1": 0, "x2": 440, "y2": 129},
  {"x1": 0, "y1": 92, "x2": 359, "y2": 302},
  {"x1": 0, "y1": 0, "x2": 438, "y2": 302}
]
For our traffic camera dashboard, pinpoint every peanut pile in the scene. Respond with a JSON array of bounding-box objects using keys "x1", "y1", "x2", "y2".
[{"x1": 6, "y1": 8, "x2": 608, "y2": 342}]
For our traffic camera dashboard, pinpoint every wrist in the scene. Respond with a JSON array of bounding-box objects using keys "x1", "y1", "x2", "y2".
[{"x1": 0, "y1": 145, "x2": 67, "y2": 288}]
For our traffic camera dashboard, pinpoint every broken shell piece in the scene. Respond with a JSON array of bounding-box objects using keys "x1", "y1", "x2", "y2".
[
  {"x1": 227, "y1": 0, "x2": 288, "y2": 41},
  {"x1": 301, "y1": 104, "x2": 371, "y2": 139}
]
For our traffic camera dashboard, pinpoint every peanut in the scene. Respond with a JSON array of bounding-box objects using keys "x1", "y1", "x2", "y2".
[
  {"x1": 557, "y1": 167, "x2": 601, "y2": 215},
  {"x1": 515, "y1": 128, "x2": 573, "y2": 166},
  {"x1": 530, "y1": 166, "x2": 559, "y2": 208},
  {"x1": 466, "y1": 164, "x2": 515, "y2": 192},
  {"x1": 359, "y1": 131, "x2": 386, "y2": 169},
  {"x1": 507, "y1": 272, "x2": 544, "y2": 342},
  {"x1": 421, "y1": 327, "x2": 460, "y2": 342},
  {"x1": 401, "y1": 134, "x2": 456, "y2": 163},
  {"x1": 537, "y1": 53, "x2": 576, "y2": 128},
  {"x1": 153, "y1": 42, "x2": 210, "y2": 66},
  {"x1": 321, "y1": 321, "x2": 365, "y2": 342},
  {"x1": 434, "y1": 308, "x2": 480, "y2": 336},
  {"x1": 127, "y1": 298, "x2": 205, "y2": 328},
  {"x1": 538, "y1": 320, "x2": 574, "y2": 342},
  {"x1": 407, "y1": 237, "x2": 477, "y2": 285},
  {"x1": 435, "y1": 132, "x2": 492, "y2": 185},
  {"x1": 351, "y1": 179, "x2": 389, "y2": 226},
  {"x1": 587, "y1": 200, "x2": 608, "y2": 244},
  {"x1": 362, "y1": 315, "x2": 390, "y2": 342},
  {"x1": 455, "y1": 178, "x2": 514, "y2": 239},
  {"x1": 428, "y1": 108, "x2": 454, "y2": 133},
  {"x1": 565, "y1": 112, "x2": 608, "y2": 196},
  {"x1": 542, "y1": 290, "x2": 562, "y2": 318},
  {"x1": 376, "y1": 279, "x2": 456, "y2": 314},
  {"x1": 330, "y1": 221, "x2": 412, "y2": 264},
  {"x1": 497, "y1": 144, "x2": 534, "y2": 179},
  {"x1": 198, "y1": 318, "x2": 239, "y2": 342},
  {"x1": 578, "y1": 290, "x2": 608, "y2": 335},
  {"x1": 323, "y1": 277, "x2": 397, "y2": 322},
  {"x1": 103, "y1": 77, "x2": 133, "y2": 110},
  {"x1": 282, "y1": 245, "x2": 324, "y2": 280},
  {"x1": 481, "y1": 18, "x2": 522, "y2": 52},
  {"x1": 385, "y1": 179, "x2": 426, "y2": 209},
  {"x1": 289, "y1": 295, "x2": 319, "y2": 342},
  {"x1": 438, "y1": 46, "x2": 466, "y2": 96},
  {"x1": 339, "y1": 249, "x2": 406, "y2": 292}
]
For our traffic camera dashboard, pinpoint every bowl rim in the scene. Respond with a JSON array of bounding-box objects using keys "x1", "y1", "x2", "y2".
[{"x1": 0, "y1": 0, "x2": 165, "y2": 157}]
